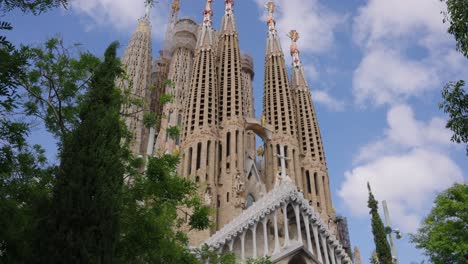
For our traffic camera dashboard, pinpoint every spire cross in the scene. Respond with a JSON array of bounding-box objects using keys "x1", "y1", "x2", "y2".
[
  {"x1": 203, "y1": 0, "x2": 214, "y2": 27},
  {"x1": 265, "y1": 2, "x2": 276, "y2": 32},
  {"x1": 288, "y1": 30, "x2": 301, "y2": 67}
]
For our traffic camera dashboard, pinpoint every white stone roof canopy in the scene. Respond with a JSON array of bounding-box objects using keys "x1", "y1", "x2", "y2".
[{"x1": 202, "y1": 181, "x2": 353, "y2": 264}]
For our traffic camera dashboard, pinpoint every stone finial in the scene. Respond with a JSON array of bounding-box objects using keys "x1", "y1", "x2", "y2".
[
  {"x1": 203, "y1": 0, "x2": 214, "y2": 26},
  {"x1": 145, "y1": 0, "x2": 152, "y2": 18},
  {"x1": 265, "y1": 2, "x2": 276, "y2": 31},
  {"x1": 225, "y1": 0, "x2": 234, "y2": 13},
  {"x1": 171, "y1": 0, "x2": 180, "y2": 13},
  {"x1": 354, "y1": 246, "x2": 362, "y2": 264},
  {"x1": 257, "y1": 146, "x2": 264, "y2": 157},
  {"x1": 288, "y1": 30, "x2": 301, "y2": 67}
]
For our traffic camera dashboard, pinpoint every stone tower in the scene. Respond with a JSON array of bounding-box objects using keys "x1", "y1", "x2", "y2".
[
  {"x1": 180, "y1": 0, "x2": 220, "y2": 244},
  {"x1": 241, "y1": 54, "x2": 256, "y2": 159},
  {"x1": 153, "y1": 3, "x2": 197, "y2": 156},
  {"x1": 119, "y1": 4, "x2": 152, "y2": 156},
  {"x1": 120, "y1": 2, "x2": 357, "y2": 261},
  {"x1": 289, "y1": 30, "x2": 335, "y2": 224},
  {"x1": 216, "y1": 0, "x2": 248, "y2": 228},
  {"x1": 262, "y1": 2, "x2": 302, "y2": 190}
]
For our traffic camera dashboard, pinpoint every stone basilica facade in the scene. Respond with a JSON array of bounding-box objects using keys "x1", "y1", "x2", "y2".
[{"x1": 120, "y1": 1, "x2": 353, "y2": 263}]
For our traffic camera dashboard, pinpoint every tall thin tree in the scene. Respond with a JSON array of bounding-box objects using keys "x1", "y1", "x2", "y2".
[
  {"x1": 368, "y1": 183, "x2": 393, "y2": 264},
  {"x1": 45, "y1": 42, "x2": 124, "y2": 263}
]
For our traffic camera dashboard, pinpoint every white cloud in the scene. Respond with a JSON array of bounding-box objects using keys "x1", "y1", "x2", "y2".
[
  {"x1": 252, "y1": 0, "x2": 346, "y2": 55},
  {"x1": 312, "y1": 90, "x2": 345, "y2": 112},
  {"x1": 353, "y1": 0, "x2": 446, "y2": 49},
  {"x1": 353, "y1": 48, "x2": 436, "y2": 106},
  {"x1": 339, "y1": 104, "x2": 464, "y2": 233},
  {"x1": 351, "y1": 0, "x2": 468, "y2": 107},
  {"x1": 70, "y1": 0, "x2": 169, "y2": 40}
]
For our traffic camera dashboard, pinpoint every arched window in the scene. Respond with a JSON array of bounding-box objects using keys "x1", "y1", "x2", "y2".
[{"x1": 246, "y1": 194, "x2": 255, "y2": 208}]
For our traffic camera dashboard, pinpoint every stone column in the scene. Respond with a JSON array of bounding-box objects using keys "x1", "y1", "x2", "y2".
[
  {"x1": 329, "y1": 244, "x2": 336, "y2": 264},
  {"x1": 321, "y1": 234, "x2": 330, "y2": 264},
  {"x1": 229, "y1": 240, "x2": 234, "y2": 251},
  {"x1": 241, "y1": 230, "x2": 246, "y2": 261},
  {"x1": 262, "y1": 218, "x2": 269, "y2": 256},
  {"x1": 282, "y1": 203, "x2": 290, "y2": 247},
  {"x1": 252, "y1": 223, "x2": 258, "y2": 258},
  {"x1": 273, "y1": 209, "x2": 280, "y2": 254},
  {"x1": 294, "y1": 205, "x2": 302, "y2": 243},
  {"x1": 312, "y1": 224, "x2": 323, "y2": 263},
  {"x1": 302, "y1": 214, "x2": 313, "y2": 253}
]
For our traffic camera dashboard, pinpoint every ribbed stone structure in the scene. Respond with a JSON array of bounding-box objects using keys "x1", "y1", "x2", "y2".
[
  {"x1": 180, "y1": 0, "x2": 220, "y2": 245},
  {"x1": 289, "y1": 30, "x2": 335, "y2": 225},
  {"x1": 118, "y1": 12, "x2": 152, "y2": 155},
  {"x1": 216, "y1": 0, "x2": 248, "y2": 228},
  {"x1": 262, "y1": 2, "x2": 302, "y2": 191},
  {"x1": 120, "y1": 1, "x2": 353, "y2": 262}
]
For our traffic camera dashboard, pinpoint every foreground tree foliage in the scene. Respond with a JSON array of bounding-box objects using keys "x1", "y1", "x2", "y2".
[
  {"x1": 117, "y1": 154, "x2": 211, "y2": 263},
  {"x1": 367, "y1": 183, "x2": 392, "y2": 264},
  {"x1": 410, "y1": 183, "x2": 468, "y2": 264},
  {"x1": 439, "y1": 81, "x2": 468, "y2": 154},
  {"x1": 0, "y1": 5, "x2": 56, "y2": 262},
  {"x1": 41, "y1": 42, "x2": 124, "y2": 263},
  {"x1": 440, "y1": 0, "x2": 468, "y2": 155}
]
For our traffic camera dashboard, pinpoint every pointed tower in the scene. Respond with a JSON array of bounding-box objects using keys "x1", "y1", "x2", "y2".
[
  {"x1": 180, "y1": 0, "x2": 219, "y2": 245},
  {"x1": 216, "y1": 0, "x2": 248, "y2": 228},
  {"x1": 289, "y1": 30, "x2": 335, "y2": 224},
  {"x1": 354, "y1": 246, "x2": 362, "y2": 264},
  {"x1": 262, "y1": 2, "x2": 302, "y2": 190},
  {"x1": 119, "y1": 2, "x2": 152, "y2": 156},
  {"x1": 153, "y1": 1, "x2": 198, "y2": 156}
]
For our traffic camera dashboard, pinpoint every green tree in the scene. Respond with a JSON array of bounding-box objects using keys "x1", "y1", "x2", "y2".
[
  {"x1": 367, "y1": 183, "x2": 392, "y2": 264},
  {"x1": 410, "y1": 183, "x2": 468, "y2": 264},
  {"x1": 0, "y1": 4, "x2": 58, "y2": 262},
  {"x1": 117, "y1": 154, "x2": 211, "y2": 263},
  {"x1": 0, "y1": 0, "x2": 68, "y2": 14},
  {"x1": 440, "y1": 81, "x2": 468, "y2": 155},
  {"x1": 439, "y1": 0, "x2": 468, "y2": 155},
  {"x1": 43, "y1": 42, "x2": 124, "y2": 264},
  {"x1": 21, "y1": 38, "x2": 101, "y2": 138}
]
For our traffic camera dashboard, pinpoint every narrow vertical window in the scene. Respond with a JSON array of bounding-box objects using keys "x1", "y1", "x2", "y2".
[
  {"x1": 188, "y1": 148, "x2": 193, "y2": 175},
  {"x1": 314, "y1": 172, "x2": 319, "y2": 197},
  {"x1": 226, "y1": 132, "x2": 231, "y2": 156},
  {"x1": 196, "y1": 143, "x2": 202, "y2": 170},
  {"x1": 306, "y1": 171, "x2": 311, "y2": 193}
]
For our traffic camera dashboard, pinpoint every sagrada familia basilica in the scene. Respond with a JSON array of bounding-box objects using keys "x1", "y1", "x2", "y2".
[{"x1": 119, "y1": 0, "x2": 356, "y2": 263}]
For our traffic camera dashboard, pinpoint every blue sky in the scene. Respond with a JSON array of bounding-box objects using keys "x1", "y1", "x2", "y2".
[{"x1": 5, "y1": 0, "x2": 467, "y2": 263}]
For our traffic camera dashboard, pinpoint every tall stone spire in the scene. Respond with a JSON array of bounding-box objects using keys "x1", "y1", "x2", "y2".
[
  {"x1": 262, "y1": 2, "x2": 302, "y2": 190},
  {"x1": 289, "y1": 30, "x2": 335, "y2": 225},
  {"x1": 162, "y1": 0, "x2": 181, "y2": 56},
  {"x1": 216, "y1": 0, "x2": 247, "y2": 228},
  {"x1": 118, "y1": 2, "x2": 153, "y2": 156},
  {"x1": 180, "y1": 0, "x2": 219, "y2": 245}
]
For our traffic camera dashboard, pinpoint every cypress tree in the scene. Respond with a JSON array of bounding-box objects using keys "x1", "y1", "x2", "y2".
[
  {"x1": 367, "y1": 183, "x2": 393, "y2": 264},
  {"x1": 45, "y1": 42, "x2": 124, "y2": 263}
]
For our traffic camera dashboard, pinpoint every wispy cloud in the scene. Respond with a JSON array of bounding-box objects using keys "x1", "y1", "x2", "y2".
[
  {"x1": 339, "y1": 104, "x2": 463, "y2": 233},
  {"x1": 70, "y1": 0, "x2": 170, "y2": 40}
]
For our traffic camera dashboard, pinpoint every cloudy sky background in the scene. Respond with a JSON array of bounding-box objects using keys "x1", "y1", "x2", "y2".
[{"x1": 5, "y1": 0, "x2": 467, "y2": 262}]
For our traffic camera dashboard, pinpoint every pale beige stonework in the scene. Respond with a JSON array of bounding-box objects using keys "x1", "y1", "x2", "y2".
[{"x1": 120, "y1": 0, "x2": 347, "y2": 262}]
